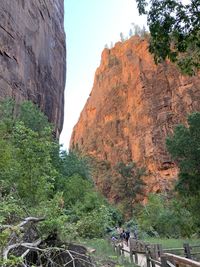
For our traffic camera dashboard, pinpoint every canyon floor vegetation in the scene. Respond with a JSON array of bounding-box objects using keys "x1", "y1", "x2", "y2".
[
  {"x1": 0, "y1": 99, "x2": 121, "y2": 266},
  {"x1": 1, "y1": 99, "x2": 200, "y2": 266}
]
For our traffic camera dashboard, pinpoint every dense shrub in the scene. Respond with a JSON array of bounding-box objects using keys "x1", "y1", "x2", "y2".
[
  {"x1": 0, "y1": 99, "x2": 121, "y2": 245},
  {"x1": 138, "y1": 194, "x2": 195, "y2": 238}
]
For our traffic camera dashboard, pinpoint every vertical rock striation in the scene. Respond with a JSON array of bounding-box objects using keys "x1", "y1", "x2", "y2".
[
  {"x1": 70, "y1": 36, "x2": 200, "y2": 199},
  {"x1": 0, "y1": 0, "x2": 66, "y2": 136}
]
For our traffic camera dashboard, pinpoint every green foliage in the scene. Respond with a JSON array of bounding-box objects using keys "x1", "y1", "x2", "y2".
[
  {"x1": 130, "y1": 112, "x2": 200, "y2": 238},
  {"x1": 76, "y1": 210, "x2": 105, "y2": 238},
  {"x1": 12, "y1": 122, "x2": 56, "y2": 205},
  {"x1": 80, "y1": 238, "x2": 133, "y2": 267},
  {"x1": 72, "y1": 191, "x2": 121, "y2": 237},
  {"x1": 166, "y1": 112, "x2": 200, "y2": 195},
  {"x1": 143, "y1": 238, "x2": 200, "y2": 249},
  {"x1": 136, "y1": 0, "x2": 200, "y2": 75},
  {"x1": 0, "y1": 98, "x2": 15, "y2": 131},
  {"x1": 0, "y1": 229, "x2": 11, "y2": 248},
  {"x1": 0, "y1": 255, "x2": 23, "y2": 267},
  {"x1": 18, "y1": 101, "x2": 50, "y2": 133},
  {"x1": 0, "y1": 101, "x2": 56, "y2": 207},
  {"x1": 61, "y1": 174, "x2": 93, "y2": 207},
  {"x1": 0, "y1": 192, "x2": 25, "y2": 225},
  {"x1": 0, "y1": 99, "x2": 121, "y2": 248},
  {"x1": 138, "y1": 194, "x2": 195, "y2": 238},
  {"x1": 112, "y1": 161, "x2": 146, "y2": 217},
  {"x1": 59, "y1": 150, "x2": 91, "y2": 181},
  {"x1": 166, "y1": 112, "x2": 200, "y2": 229},
  {"x1": 33, "y1": 192, "x2": 79, "y2": 241}
]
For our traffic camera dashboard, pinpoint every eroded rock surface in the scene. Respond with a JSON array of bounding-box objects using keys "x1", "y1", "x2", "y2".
[
  {"x1": 0, "y1": 0, "x2": 66, "y2": 136},
  {"x1": 70, "y1": 36, "x2": 200, "y2": 200}
]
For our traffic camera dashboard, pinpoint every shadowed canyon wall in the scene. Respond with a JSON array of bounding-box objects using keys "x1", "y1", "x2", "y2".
[
  {"x1": 70, "y1": 36, "x2": 200, "y2": 200},
  {"x1": 0, "y1": 0, "x2": 66, "y2": 136}
]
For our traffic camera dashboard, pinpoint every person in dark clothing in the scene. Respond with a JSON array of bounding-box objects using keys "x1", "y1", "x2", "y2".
[
  {"x1": 125, "y1": 229, "x2": 130, "y2": 246},
  {"x1": 120, "y1": 229, "x2": 125, "y2": 241}
]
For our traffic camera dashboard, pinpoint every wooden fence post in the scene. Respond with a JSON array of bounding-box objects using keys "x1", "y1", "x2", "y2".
[
  {"x1": 145, "y1": 245, "x2": 151, "y2": 267},
  {"x1": 112, "y1": 241, "x2": 116, "y2": 253},
  {"x1": 135, "y1": 251, "x2": 138, "y2": 265},
  {"x1": 121, "y1": 246, "x2": 125, "y2": 257},
  {"x1": 129, "y1": 239, "x2": 133, "y2": 263},
  {"x1": 130, "y1": 250, "x2": 134, "y2": 263},
  {"x1": 150, "y1": 244, "x2": 156, "y2": 267},
  {"x1": 157, "y1": 244, "x2": 163, "y2": 258},
  {"x1": 155, "y1": 244, "x2": 160, "y2": 260},
  {"x1": 161, "y1": 256, "x2": 168, "y2": 267},
  {"x1": 183, "y1": 243, "x2": 192, "y2": 259},
  {"x1": 117, "y1": 245, "x2": 121, "y2": 256}
]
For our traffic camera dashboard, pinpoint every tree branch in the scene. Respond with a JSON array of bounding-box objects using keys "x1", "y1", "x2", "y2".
[
  {"x1": 3, "y1": 239, "x2": 42, "y2": 260},
  {"x1": 19, "y1": 217, "x2": 45, "y2": 228}
]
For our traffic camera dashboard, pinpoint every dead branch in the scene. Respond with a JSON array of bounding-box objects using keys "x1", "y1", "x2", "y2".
[
  {"x1": 1, "y1": 217, "x2": 94, "y2": 267},
  {"x1": 0, "y1": 225, "x2": 13, "y2": 231},
  {"x1": 21, "y1": 248, "x2": 30, "y2": 258},
  {"x1": 3, "y1": 238, "x2": 42, "y2": 260},
  {"x1": 0, "y1": 217, "x2": 45, "y2": 232},
  {"x1": 19, "y1": 217, "x2": 45, "y2": 228}
]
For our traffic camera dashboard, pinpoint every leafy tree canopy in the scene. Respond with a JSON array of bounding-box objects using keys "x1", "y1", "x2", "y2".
[
  {"x1": 112, "y1": 161, "x2": 146, "y2": 217},
  {"x1": 166, "y1": 112, "x2": 200, "y2": 195},
  {"x1": 136, "y1": 0, "x2": 200, "y2": 75},
  {"x1": 0, "y1": 99, "x2": 121, "y2": 243},
  {"x1": 138, "y1": 194, "x2": 194, "y2": 238}
]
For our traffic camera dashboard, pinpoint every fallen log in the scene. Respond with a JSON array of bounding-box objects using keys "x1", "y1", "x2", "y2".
[{"x1": 0, "y1": 217, "x2": 93, "y2": 267}]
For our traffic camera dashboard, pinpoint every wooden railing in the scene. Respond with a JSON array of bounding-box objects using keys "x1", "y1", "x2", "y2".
[{"x1": 111, "y1": 238, "x2": 200, "y2": 267}]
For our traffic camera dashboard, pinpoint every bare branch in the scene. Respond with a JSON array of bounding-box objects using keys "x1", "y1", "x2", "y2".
[
  {"x1": 3, "y1": 239, "x2": 41, "y2": 260},
  {"x1": 0, "y1": 224, "x2": 13, "y2": 231},
  {"x1": 0, "y1": 217, "x2": 45, "y2": 232},
  {"x1": 21, "y1": 249, "x2": 30, "y2": 259},
  {"x1": 19, "y1": 217, "x2": 45, "y2": 228}
]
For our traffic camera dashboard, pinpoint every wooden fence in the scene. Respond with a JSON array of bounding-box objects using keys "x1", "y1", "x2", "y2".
[{"x1": 112, "y1": 238, "x2": 200, "y2": 267}]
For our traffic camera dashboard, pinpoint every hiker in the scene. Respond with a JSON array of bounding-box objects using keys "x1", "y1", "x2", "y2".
[
  {"x1": 120, "y1": 229, "x2": 125, "y2": 241},
  {"x1": 125, "y1": 229, "x2": 130, "y2": 246},
  {"x1": 111, "y1": 235, "x2": 118, "y2": 242},
  {"x1": 116, "y1": 226, "x2": 121, "y2": 235}
]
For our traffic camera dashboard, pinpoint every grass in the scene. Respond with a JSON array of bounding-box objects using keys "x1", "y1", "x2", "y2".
[
  {"x1": 143, "y1": 238, "x2": 200, "y2": 259},
  {"x1": 78, "y1": 238, "x2": 135, "y2": 267},
  {"x1": 77, "y1": 238, "x2": 200, "y2": 265},
  {"x1": 80, "y1": 238, "x2": 115, "y2": 258},
  {"x1": 143, "y1": 238, "x2": 200, "y2": 248}
]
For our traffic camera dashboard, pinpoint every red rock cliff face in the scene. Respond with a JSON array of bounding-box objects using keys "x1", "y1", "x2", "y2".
[
  {"x1": 70, "y1": 36, "x2": 200, "y2": 198},
  {"x1": 0, "y1": 0, "x2": 66, "y2": 136}
]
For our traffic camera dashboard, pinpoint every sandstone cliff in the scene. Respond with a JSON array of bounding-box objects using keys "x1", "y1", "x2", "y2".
[
  {"x1": 0, "y1": 0, "x2": 66, "y2": 136},
  {"x1": 70, "y1": 36, "x2": 200, "y2": 200}
]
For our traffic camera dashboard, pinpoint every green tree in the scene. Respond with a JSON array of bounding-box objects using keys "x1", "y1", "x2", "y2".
[
  {"x1": 12, "y1": 121, "x2": 57, "y2": 205},
  {"x1": 136, "y1": 0, "x2": 200, "y2": 75},
  {"x1": 138, "y1": 194, "x2": 194, "y2": 237},
  {"x1": 0, "y1": 101, "x2": 57, "y2": 206},
  {"x1": 166, "y1": 112, "x2": 200, "y2": 195},
  {"x1": 166, "y1": 112, "x2": 200, "y2": 229},
  {"x1": 18, "y1": 101, "x2": 50, "y2": 133},
  {"x1": 112, "y1": 162, "x2": 146, "y2": 217},
  {"x1": 0, "y1": 99, "x2": 122, "y2": 241},
  {"x1": 59, "y1": 150, "x2": 91, "y2": 180},
  {"x1": 61, "y1": 174, "x2": 93, "y2": 207}
]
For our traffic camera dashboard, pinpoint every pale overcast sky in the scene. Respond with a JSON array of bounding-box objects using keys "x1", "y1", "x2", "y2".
[{"x1": 60, "y1": 0, "x2": 147, "y2": 150}]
